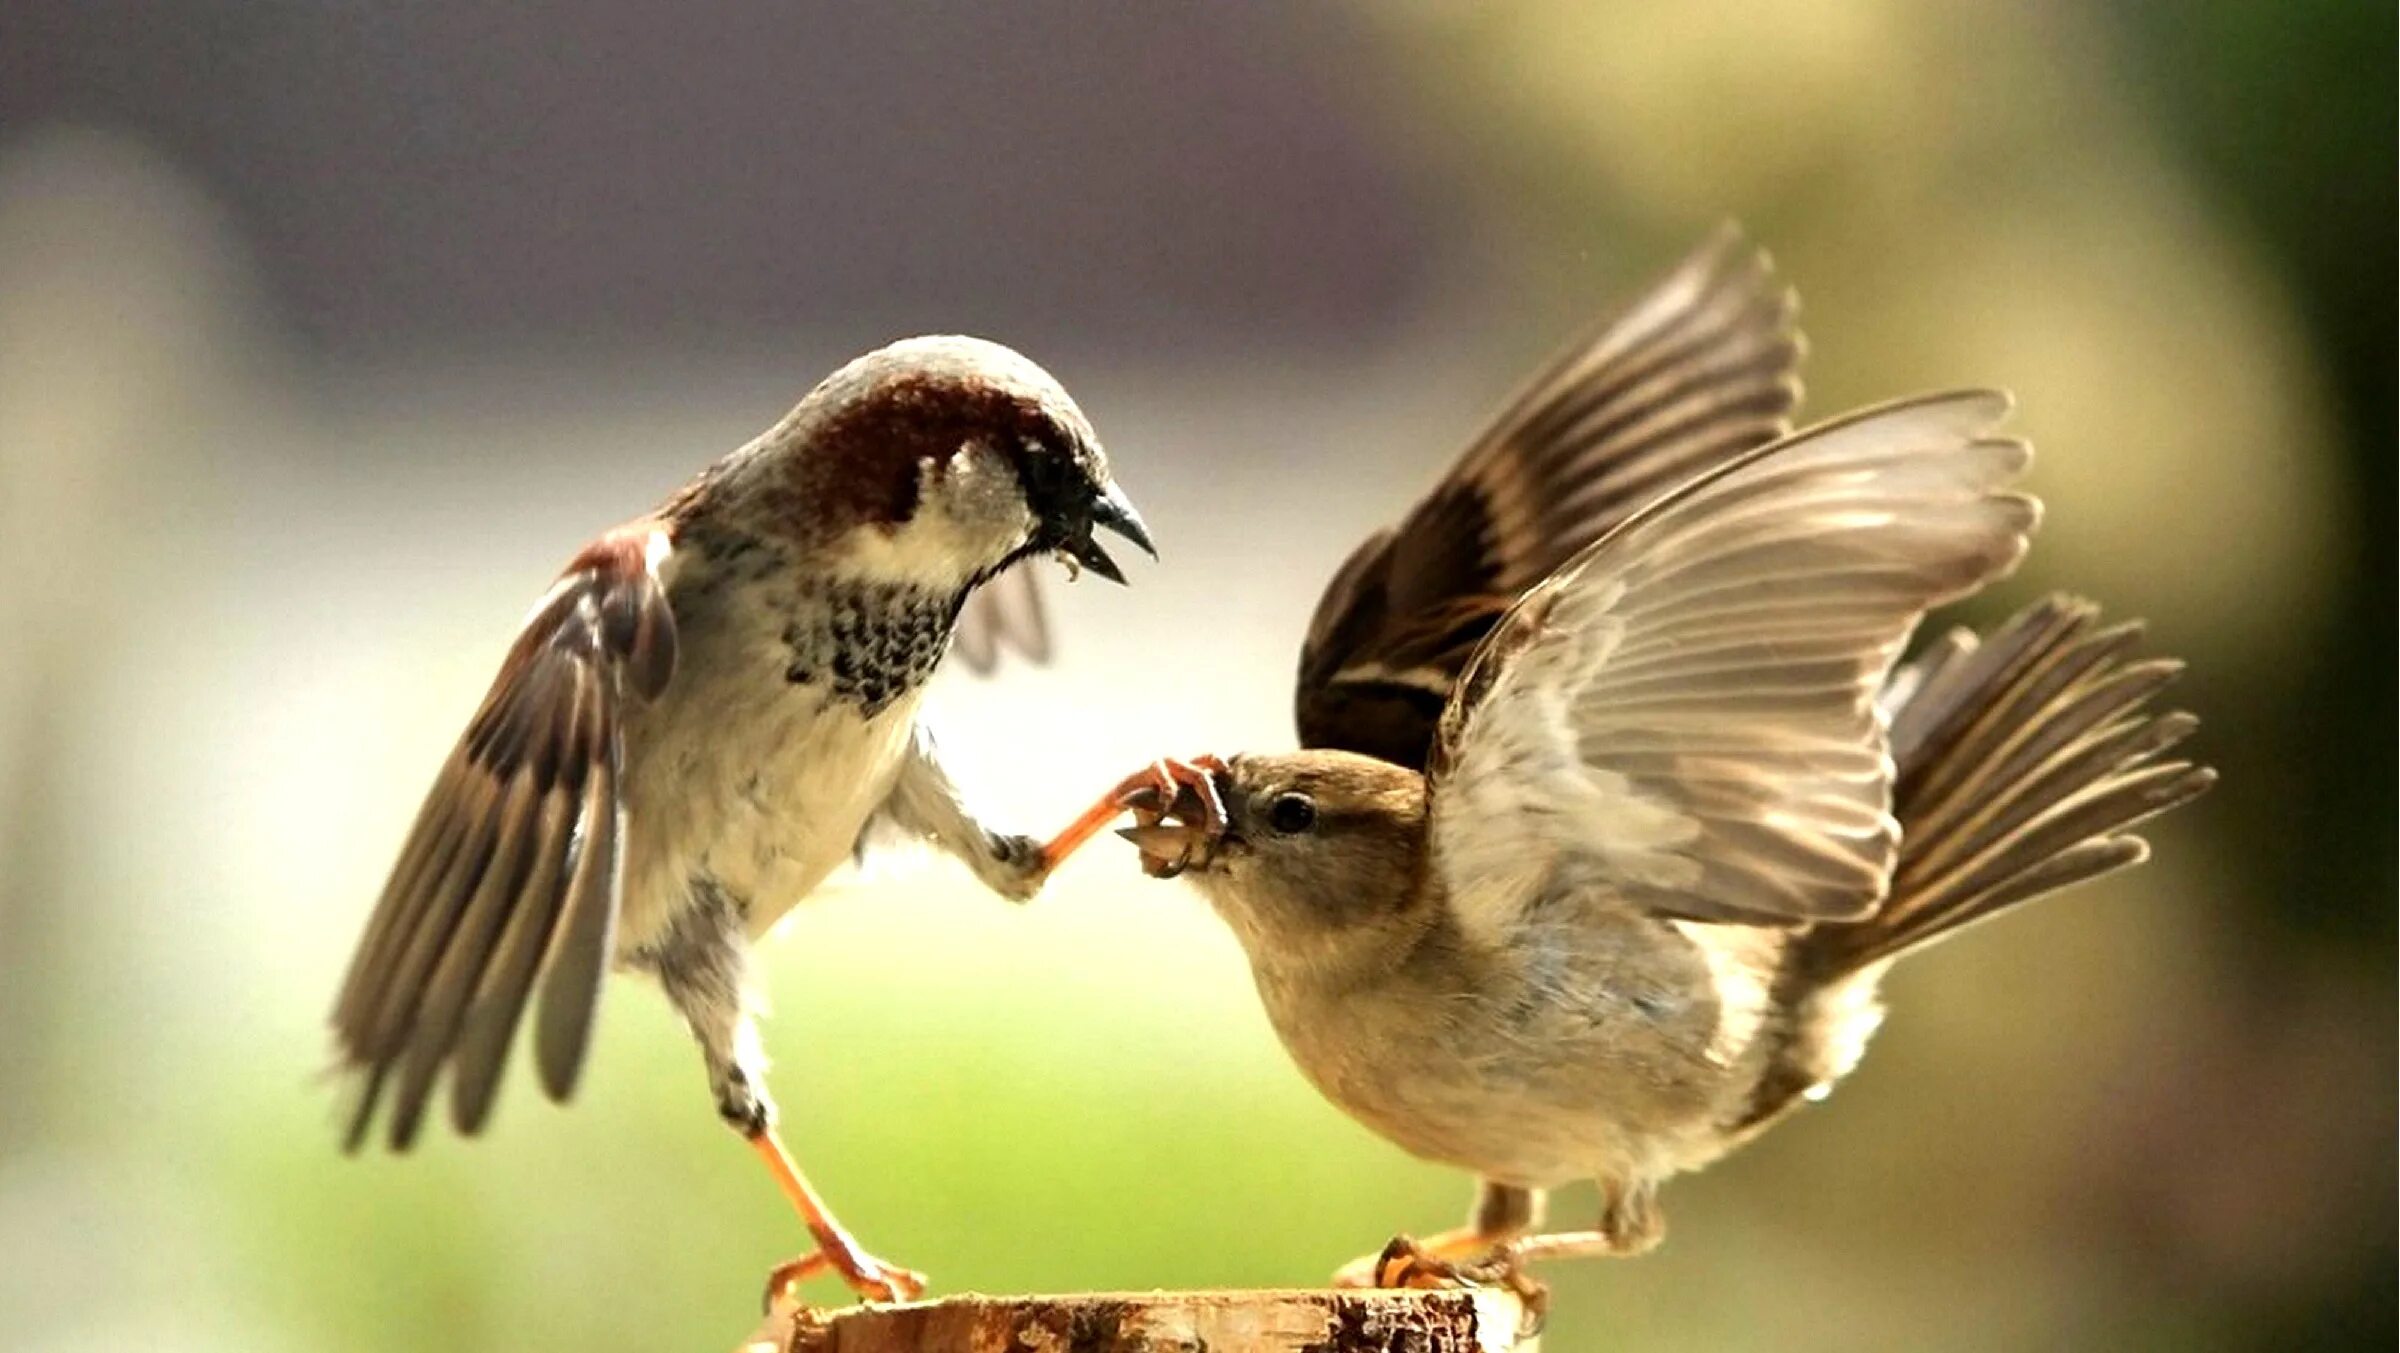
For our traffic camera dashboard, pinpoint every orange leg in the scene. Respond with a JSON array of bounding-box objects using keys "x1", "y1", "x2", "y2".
[
  {"x1": 1508, "y1": 1230, "x2": 1627, "y2": 1265},
  {"x1": 1334, "y1": 1182, "x2": 1549, "y2": 1321},
  {"x1": 1332, "y1": 1226, "x2": 1521, "y2": 1288},
  {"x1": 1354, "y1": 1235, "x2": 1549, "y2": 1326},
  {"x1": 1340, "y1": 1180, "x2": 1655, "y2": 1332},
  {"x1": 1035, "y1": 755, "x2": 1231, "y2": 874},
  {"x1": 1035, "y1": 768, "x2": 1167, "y2": 872},
  {"x1": 754, "y1": 1129, "x2": 926, "y2": 1309}
]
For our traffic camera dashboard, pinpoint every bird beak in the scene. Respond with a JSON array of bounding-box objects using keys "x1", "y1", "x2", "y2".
[
  {"x1": 1117, "y1": 821, "x2": 1209, "y2": 878},
  {"x1": 1061, "y1": 481, "x2": 1155, "y2": 585}
]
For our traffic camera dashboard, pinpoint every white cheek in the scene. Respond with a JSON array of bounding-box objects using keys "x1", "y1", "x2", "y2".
[
  {"x1": 834, "y1": 450, "x2": 1034, "y2": 587},
  {"x1": 936, "y1": 447, "x2": 1038, "y2": 545}
]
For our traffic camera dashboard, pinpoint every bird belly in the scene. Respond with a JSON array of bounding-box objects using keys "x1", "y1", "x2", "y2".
[
  {"x1": 1257, "y1": 914, "x2": 1785, "y2": 1188},
  {"x1": 1254, "y1": 971, "x2": 1602, "y2": 1187},
  {"x1": 615, "y1": 677, "x2": 923, "y2": 955}
]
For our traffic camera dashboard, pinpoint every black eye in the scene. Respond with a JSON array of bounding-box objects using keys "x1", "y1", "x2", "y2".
[{"x1": 1267, "y1": 792, "x2": 1317, "y2": 835}]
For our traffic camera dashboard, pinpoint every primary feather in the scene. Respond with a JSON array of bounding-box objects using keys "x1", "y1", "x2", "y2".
[
  {"x1": 333, "y1": 528, "x2": 673, "y2": 1149},
  {"x1": 1426, "y1": 391, "x2": 2039, "y2": 941}
]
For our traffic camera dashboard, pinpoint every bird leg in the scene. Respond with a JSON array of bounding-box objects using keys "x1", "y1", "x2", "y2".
[
  {"x1": 1359, "y1": 1221, "x2": 1651, "y2": 1324},
  {"x1": 1333, "y1": 1230, "x2": 1520, "y2": 1288},
  {"x1": 1348, "y1": 1180, "x2": 1661, "y2": 1325},
  {"x1": 753, "y1": 1126, "x2": 928, "y2": 1308},
  {"x1": 1332, "y1": 1181, "x2": 1541, "y2": 1288},
  {"x1": 643, "y1": 905, "x2": 927, "y2": 1311},
  {"x1": 1355, "y1": 1234, "x2": 1551, "y2": 1324},
  {"x1": 1038, "y1": 755, "x2": 1231, "y2": 876},
  {"x1": 716, "y1": 1056, "x2": 927, "y2": 1309},
  {"x1": 874, "y1": 728, "x2": 1053, "y2": 902}
]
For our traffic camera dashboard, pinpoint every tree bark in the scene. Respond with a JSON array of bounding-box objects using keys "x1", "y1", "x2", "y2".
[{"x1": 744, "y1": 1289, "x2": 1535, "y2": 1353}]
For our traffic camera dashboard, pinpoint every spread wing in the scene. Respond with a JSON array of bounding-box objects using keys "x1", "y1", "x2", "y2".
[
  {"x1": 1295, "y1": 225, "x2": 1805, "y2": 769},
  {"x1": 951, "y1": 564, "x2": 1052, "y2": 673},
  {"x1": 1425, "y1": 392, "x2": 2038, "y2": 941},
  {"x1": 331, "y1": 526, "x2": 677, "y2": 1151}
]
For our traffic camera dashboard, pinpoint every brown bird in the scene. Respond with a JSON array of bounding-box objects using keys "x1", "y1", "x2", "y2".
[
  {"x1": 1040, "y1": 232, "x2": 2214, "y2": 1300},
  {"x1": 331, "y1": 335, "x2": 1150, "y2": 1304}
]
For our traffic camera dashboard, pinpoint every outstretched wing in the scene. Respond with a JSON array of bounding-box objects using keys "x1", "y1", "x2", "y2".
[
  {"x1": 1426, "y1": 392, "x2": 2038, "y2": 942},
  {"x1": 1295, "y1": 225, "x2": 1805, "y2": 769},
  {"x1": 331, "y1": 526, "x2": 677, "y2": 1151}
]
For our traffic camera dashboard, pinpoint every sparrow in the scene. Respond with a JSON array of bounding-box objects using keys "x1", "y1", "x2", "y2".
[
  {"x1": 1038, "y1": 231, "x2": 2215, "y2": 1300},
  {"x1": 329, "y1": 335, "x2": 1153, "y2": 1304}
]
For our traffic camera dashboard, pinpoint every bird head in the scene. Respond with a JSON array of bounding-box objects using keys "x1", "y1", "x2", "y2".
[
  {"x1": 749, "y1": 334, "x2": 1152, "y2": 591},
  {"x1": 1119, "y1": 750, "x2": 1432, "y2": 976}
]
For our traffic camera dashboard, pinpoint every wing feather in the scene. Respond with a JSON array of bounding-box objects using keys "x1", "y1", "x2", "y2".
[
  {"x1": 331, "y1": 526, "x2": 673, "y2": 1151},
  {"x1": 1427, "y1": 392, "x2": 2037, "y2": 939},
  {"x1": 1296, "y1": 225, "x2": 1806, "y2": 768},
  {"x1": 536, "y1": 734, "x2": 622, "y2": 1101},
  {"x1": 448, "y1": 782, "x2": 576, "y2": 1133}
]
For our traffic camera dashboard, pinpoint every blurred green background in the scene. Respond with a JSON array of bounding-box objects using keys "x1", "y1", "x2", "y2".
[{"x1": 0, "y1": 4, "x2": 2390, "y2": 1350}]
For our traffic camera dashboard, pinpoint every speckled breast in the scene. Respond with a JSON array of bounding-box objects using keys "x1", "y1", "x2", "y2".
[{"x1": 613, "y1": 559, "x2": 959, "y2": 952}]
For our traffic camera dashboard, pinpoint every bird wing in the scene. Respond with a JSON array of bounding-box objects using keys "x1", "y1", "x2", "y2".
[
  {"x1": 1424, "y1": 392, "x2": 2037, "y2": 943},
  {"x1": 331, "y1": 525, "x2": 677, "y2": 1151},
  {"x1": 951, "y1": 563, "x2": 1053, "y2": 673},
  {"x1": 1294, "y1": 225, "x2": 1805, "y2": 769}
]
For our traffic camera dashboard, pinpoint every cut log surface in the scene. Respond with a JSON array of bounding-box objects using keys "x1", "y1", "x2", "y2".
[{"x1": 744, "y1": 1289, "x2": 1536, "y2": 1353}]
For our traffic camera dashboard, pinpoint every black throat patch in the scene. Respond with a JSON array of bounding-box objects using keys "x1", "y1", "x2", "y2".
[{"x1": 781, "y1": 579, "x2": 962, "y2": 716}]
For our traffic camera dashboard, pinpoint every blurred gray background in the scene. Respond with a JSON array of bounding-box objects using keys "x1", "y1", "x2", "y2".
[{"x1": 1, "y1": 4, "x2": 2390, "y2": 1350}]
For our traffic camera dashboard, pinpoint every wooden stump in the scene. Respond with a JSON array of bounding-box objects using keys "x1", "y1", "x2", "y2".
[{"x1": 743, "y1": 1289, "x2": 1535, "y2": 1353}]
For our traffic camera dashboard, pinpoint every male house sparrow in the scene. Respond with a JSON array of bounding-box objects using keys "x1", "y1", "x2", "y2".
[
  {"x1": 1041, "y1": 234, "x2": 2213, "y2": 1296},
  {"x1": 331, "y1": 336, "x2": 1151, "y2": 1303}
]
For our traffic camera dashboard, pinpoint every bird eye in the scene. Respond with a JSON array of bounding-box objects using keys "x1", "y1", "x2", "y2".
[{"x1": 1267, "y1": 792, "x2": 1317, "y2": 835}]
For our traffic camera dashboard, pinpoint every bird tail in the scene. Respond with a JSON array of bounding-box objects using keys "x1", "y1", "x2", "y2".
[{"x1": 1813, "y1": 594, "x2": 2216, "y2": 975}]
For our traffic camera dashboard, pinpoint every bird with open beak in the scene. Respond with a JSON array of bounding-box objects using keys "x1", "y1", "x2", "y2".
[
  {"x1": 1039, "y1": 232, "x2": 2213, "y2": 1306},
  {"x1": 330, "y1": 335, "x2": 1152, "y2": 1305}
]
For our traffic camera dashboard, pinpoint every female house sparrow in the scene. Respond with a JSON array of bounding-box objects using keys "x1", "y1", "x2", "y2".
[
  {"x1": 1042, "y1": 236, "x2": 2213, "y2": 1296},
  {"x1": 330, "y1": 335, "x2": 1151, "y2": 1303}
]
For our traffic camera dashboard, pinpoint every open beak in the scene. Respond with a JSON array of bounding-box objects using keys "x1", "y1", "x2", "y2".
[
  {"x1": 1060, "y1": 481, "x2": 1155, "y2": 585},
  {"x1": 1117, "y1": 821, "x2": 1211, "y2": 878}
]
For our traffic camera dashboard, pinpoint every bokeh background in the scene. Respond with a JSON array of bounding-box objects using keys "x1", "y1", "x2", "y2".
[{"x1": 1, "y1": 4, "x2": 2390, "y2": 1350}]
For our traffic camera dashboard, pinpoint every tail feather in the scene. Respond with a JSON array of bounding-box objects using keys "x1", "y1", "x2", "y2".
[
  {"x1": 1820, "y1": 594, "x2": 2215, "y2": 973},
  {"x1": 1903, "y1": 686, "x2": 2193, "y2": 889}
]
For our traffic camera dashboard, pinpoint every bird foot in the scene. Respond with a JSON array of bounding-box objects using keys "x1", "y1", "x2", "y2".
[
  {"x1": 1339, "y1": 1234, "x2": 1549, "y2": 1330},
  {"x1": 1112, "y1": 756, "x2": 1232, "y2": 878},
  {"x1": 747, "y1": 1131, "x2": 927, "y2": 1311},
  {"x1": 761, "y1": 1242, "x2": 928, "y2": 1311},
  {"x1": 1038, "y1": 754, "x2": 1231, "y2": 876}
]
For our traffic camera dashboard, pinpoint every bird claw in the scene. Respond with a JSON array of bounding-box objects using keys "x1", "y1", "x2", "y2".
[
  {"x1": 1113, "y1": 756, "x2": 1231, "y2": 877},
  {"x1": 1124, "y1": 756, "x2": 1230, "y2": 826},
  {"x1": 1341, "y1": 1234, "x2": 1550, "y2": 1333},
  {"x1": 1038, "y1": 754, "x2": 1231, "y2": 875},
  {"x1": 762, "y1": 1246, "x2": 928, "y2": 1312}
]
